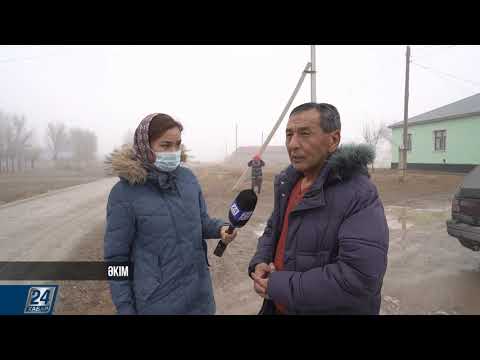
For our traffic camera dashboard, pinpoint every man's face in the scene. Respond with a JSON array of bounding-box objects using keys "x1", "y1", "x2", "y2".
[{"x1": 285, "y1": 109, "x2": 340, "y2": 174}]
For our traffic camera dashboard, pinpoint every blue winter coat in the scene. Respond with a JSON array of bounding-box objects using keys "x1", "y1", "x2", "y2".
[
  {"x1": 248, "y1": 144, "x2": 389, "y2": 315},
  {"x1": 104, "y1": 146, "x2": 226, "y2": 315}
]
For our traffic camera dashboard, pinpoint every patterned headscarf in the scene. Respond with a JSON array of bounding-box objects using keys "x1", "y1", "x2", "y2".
[{"x1": 133, "y1": 113, "x2": 159, "y2": 164}]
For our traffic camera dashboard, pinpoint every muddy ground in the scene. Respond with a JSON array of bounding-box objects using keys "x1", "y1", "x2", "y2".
[{"x1": 33, "y1": 165, "x2": 477, "y2": 315}]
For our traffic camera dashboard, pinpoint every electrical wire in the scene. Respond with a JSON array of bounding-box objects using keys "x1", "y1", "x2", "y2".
[{"x1": 411, "y1": 60, "x2": 480, "y2": 89}]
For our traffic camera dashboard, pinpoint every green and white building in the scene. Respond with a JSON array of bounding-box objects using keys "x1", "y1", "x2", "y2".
[{"x1": 389, "y1": 93, "x2": 480, "y2": 172}]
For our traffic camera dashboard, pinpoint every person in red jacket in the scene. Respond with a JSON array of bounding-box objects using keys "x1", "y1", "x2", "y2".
[{"x1": 248, "y1": 154, "x2": 265, "y2": 194}]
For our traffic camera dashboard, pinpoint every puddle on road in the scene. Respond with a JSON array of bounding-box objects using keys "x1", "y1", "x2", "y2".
[
  {"x1": 253, "y1": 205, "x2": 449, "y2": 236},
  {"x1": 386, "y1": 217, "x2": 414, "y2": 231},
  {"x1": 385, "y1": 205, "x2": 450, "y2": 232},
  {"x1": 381, "y1": 294, "x2": 463, "y2": 315},
  {"x1": 427, "y1": 310, "x2": 459, "y2": 315}
]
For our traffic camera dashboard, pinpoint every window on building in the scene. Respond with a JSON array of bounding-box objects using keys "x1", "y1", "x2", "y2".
[
  {"x1": 407, "y1": 133, "x2": 412, "y2": 151},
  {"x1": 434, "y1": 130, "x2": 446, "y2": 151}
]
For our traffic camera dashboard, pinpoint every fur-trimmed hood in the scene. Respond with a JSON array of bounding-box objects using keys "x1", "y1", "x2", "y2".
[
  {"x1": 104, "y1": 145, "x2": 188, "y2": 185},
  {"x1": 105, "y1": 145, "x2": 148, "y2": 185},
  {"x1": 327, "y1": 143, "x2": 375, "y2": 181},
  {"x1": 279, "y1": 143, "x2": 376, "y2": 188}
]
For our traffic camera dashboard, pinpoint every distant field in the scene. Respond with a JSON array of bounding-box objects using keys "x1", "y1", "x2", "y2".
[{"x1": 0, "y1": 163, "x2": 106, "y2": 204}]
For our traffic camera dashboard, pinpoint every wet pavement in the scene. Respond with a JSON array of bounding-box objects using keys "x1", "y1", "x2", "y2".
[{"x1": 381, "y1": 193, "x2": 480, "y2": 314}]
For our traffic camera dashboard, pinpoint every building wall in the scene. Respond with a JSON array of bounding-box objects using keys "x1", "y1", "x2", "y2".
[{"x1": 391, "y1": 116, "x2": 480, "y2": 165}]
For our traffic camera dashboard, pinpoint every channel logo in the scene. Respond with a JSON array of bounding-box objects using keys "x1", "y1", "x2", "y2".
[{"x1": 24, "y1": 286, "x2": 58, "y2": 314}]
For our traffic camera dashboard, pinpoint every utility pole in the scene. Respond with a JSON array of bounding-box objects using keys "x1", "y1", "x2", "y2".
[
  {"x1": 401, "y1": 45, "x2": 411, "y2": 182},
  {"x1": 310, "y1": 45, "x2": 317, "y2": 102},
  {"x1": 233, "y1": 62, "x2": 312, "y2": 191}
]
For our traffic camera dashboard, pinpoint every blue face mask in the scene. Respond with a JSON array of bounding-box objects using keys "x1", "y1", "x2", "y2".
[{"x1": 154, "y1": 150, "x2": 181, "y2": 172}]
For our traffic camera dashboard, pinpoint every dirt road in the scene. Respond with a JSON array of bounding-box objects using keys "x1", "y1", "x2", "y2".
[
  {"x1": 381, "y1": 192, "x2": 480, "y2": 314},
  {"x1": 0, "y1": 178, "x2": 116, "y2": 261}
]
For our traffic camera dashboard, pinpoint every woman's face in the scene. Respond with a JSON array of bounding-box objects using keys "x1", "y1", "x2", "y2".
[{"x1": 150, "y1": 127, "x2": 182, "y2": 153}]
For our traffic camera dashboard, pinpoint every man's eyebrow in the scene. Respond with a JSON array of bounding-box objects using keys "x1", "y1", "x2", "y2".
[{"x1": 286, "y1": 126, "x2": 312, "y2": 132}]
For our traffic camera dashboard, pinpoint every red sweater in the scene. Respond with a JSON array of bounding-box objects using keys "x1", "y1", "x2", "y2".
[{"x1": 273, "y1": 179, "x2": 309, "y2": 314}]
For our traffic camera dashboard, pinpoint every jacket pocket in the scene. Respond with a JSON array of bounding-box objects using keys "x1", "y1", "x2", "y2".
[
  {"x1": 133, "y1": 251, "x2": 163, "y2": 302},
  {"x1": 135, "y1": 275, "x2": 162, "y2": 302}
]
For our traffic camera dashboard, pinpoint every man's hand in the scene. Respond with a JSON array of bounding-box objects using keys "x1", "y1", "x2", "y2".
[
  {"x1": 251, "y1": 262, "x2": 276, "y2": 299},
  {"x1": 220, "y1": 226, "x2": 238, "y2": 245}
]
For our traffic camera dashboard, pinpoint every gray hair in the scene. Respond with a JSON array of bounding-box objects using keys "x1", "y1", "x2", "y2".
[{"x1": 289, "y1": 102, "x2": 341, "y2": 133}]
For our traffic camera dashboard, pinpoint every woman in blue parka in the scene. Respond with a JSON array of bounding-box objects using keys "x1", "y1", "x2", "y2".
[{"x1": 104, "y1": 113, "x2": 237, "y2": 315}]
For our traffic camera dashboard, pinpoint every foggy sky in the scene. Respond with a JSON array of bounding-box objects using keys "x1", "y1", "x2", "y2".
[{"x1": 1, "y1": 45, "x2": 479, "y2": 162}]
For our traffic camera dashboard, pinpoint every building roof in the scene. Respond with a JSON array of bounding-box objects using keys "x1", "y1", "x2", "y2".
[
  {"x1": 234, "y1": 146, "x2": 286, "y2": 153},
  {"x1": 226, "y1": 145, "x2": 289, "y2": 165},
  {"x1": 389, "y1": 93, "x2": 480, "y2": 129}
]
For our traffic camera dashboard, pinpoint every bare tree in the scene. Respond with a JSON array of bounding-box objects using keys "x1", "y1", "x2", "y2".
[
  {"x1": 362, "y1": 122, "x2": 386, "y2": 172},
  {"x1": 1, "y1": 115, "x2": 31, "y2": 173},
  {"x1": 122, "y1": 129, "x2": 135, "y2": 146},
  {"x1": 0, "y1": 112, "x2": 33, "y2": 173},
  {"x1": 46, "y1": 122, "x2": 68, "y2": 161},
  {"x1": 5, "y1": 121, "x2": 14, "y2": 173},
  {"x1": 0, "y1": 111, "x2": 7, "y2": 173},
  {"x1": 12, "y1": 115, "x2": 32, "y2": 172},
  {"x1": 24, "y1": 146, "x2": 43, "y2": 169},
  {"x1": 181, "y1": 144, "x2": 192, "y2": 163},
  {"x1": 70, "y1": 128, "x2": 98, "y2": 163},
  {"x1": 379, "y1": 124, "x2": 394, "y2": 145}
]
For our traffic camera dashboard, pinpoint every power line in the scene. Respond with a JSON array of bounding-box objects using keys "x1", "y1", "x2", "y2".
[
  {"x1": 412, "y1": 45, "x2": 458, "y2": 61},
  {"x1": 411, "y1": 45, "x2": 437, "y2": 56},
  {"x1": 411, "y1": 60, "x2": 480, "y2": 89}
]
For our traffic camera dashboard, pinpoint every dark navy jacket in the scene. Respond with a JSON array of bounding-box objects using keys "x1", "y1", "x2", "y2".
[
  {"x1": 248, "y1": 144, "x2": 389, "y2": 315},
  {"x1": 104, "y1": 146, "x2": 225, "y2": 315}
]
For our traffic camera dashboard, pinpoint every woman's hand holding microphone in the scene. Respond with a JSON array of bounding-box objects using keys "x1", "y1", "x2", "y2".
[{"x1": 220, "y1": 225, "x2": 238, "y2": 245}]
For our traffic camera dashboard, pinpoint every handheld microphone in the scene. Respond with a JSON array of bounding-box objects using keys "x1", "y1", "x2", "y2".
[{"x1": 214, "y1": 189, "x2": 258, "y2": 257}]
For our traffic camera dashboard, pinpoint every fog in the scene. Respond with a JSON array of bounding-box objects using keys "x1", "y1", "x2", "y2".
[{"x1": 1, "y1": 45, "x2": 479, "y2": 162}]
